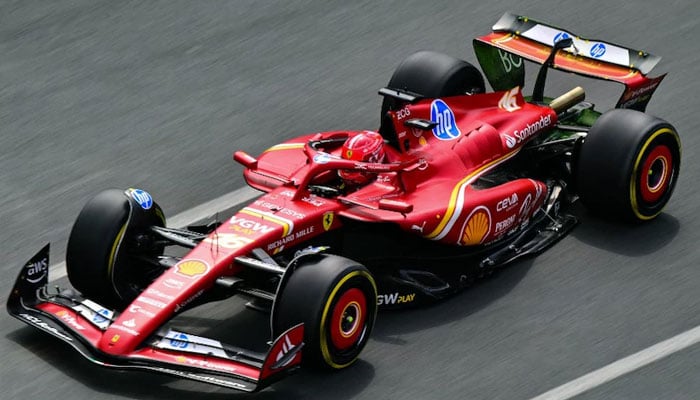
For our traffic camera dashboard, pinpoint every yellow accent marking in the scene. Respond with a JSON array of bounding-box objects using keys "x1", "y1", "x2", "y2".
[
  {"x1": 239, "y1": 208, "x2": 291, "y2": 236},
  {"x1": 107, "y1": 222, "x2": 128, "y2": 278},
  {"x1": 320, "y1": 270, "x2": 377, "y2": 369},
  {"x1": 155, "y1": 207, "x2": 166, "y2": 226},
  {"x1": 630, "y1": 128, "x2": 680, "y2": 220},
  {"x1": 264, "y1": 143, "x2": 305, "y2": 152},
  {"x1": 426, "y1": 149, "x2": 520, "y2": 239}
]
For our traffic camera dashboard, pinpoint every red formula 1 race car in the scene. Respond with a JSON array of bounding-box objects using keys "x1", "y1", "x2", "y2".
[{"x1": 8, "y1": 12, "x2": 680, "y2": 392}]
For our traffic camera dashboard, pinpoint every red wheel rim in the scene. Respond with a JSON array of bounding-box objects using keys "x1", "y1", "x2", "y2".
[
  {"x1": 329, "y1": 288, "x2": 367, "y2": 350},
  {"x1": 639, "y1": 144, "x2": 672, "y2": 203}
]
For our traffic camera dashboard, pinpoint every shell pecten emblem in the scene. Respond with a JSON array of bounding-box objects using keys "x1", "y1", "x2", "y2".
[
  {"x1": 176, "y1": 260, "x2": 209, "y2": 278},
  {"x1": 459, "y1": 206, "x2": 491, "y2": 246}
]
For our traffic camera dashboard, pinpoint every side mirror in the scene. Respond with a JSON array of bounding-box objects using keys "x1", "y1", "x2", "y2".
[
  {"x1": 404, "y1": 119, "x2": 438, "y2": 130},
  {"x1": 554, "y1": 37, "x2": 574, "y2": 50},
  {"x1": 378, "y1": 199, "x2": 413, "y2": 214},
  {"x1": 233, "y1": 151, "x2": 258, "y2": 169}
]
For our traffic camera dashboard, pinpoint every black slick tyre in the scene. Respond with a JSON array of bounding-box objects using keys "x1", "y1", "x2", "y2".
[
  {"x1": 576, "y1": 109, "x2": 681, "y2": 221},
  {"x1": 380, "y1": 51, "x2": 485, "y2": 144},
  {"x1": 66, "y1": 188, "x2": 166, "y2": 308},
  {"x1": 272, "y1": 254, "x2": 378, "y2": 370}
]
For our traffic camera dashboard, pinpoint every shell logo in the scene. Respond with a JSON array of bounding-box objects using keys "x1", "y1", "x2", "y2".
[
  {"x1": 459, "y1": 206, "x2": 491, "y2": 246},
  {"x1": 176, "y1": 260, "x2": 209, "y2": 278}
]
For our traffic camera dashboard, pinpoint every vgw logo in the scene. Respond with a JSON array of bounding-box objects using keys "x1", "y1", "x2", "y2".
[{"x1": 430, "y1": 99, "x2": 461, "y2": 140}]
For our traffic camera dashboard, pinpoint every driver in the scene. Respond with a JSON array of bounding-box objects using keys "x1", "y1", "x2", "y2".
[{"x1": 338, "y1": 130, "x2": 386, "y2": 186}]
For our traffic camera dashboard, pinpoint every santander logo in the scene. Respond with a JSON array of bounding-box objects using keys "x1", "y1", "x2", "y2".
[
  {"x1": 501, "y1": 134, "x2": 517, "y2": 149},
  {"x1": 498, "y1": 87, "x2": 521, "y2": 112}
]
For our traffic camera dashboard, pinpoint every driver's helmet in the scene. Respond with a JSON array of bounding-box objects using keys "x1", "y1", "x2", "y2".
[{"x1": 338, "y1": 131, "x2": 386, "y2": 185}]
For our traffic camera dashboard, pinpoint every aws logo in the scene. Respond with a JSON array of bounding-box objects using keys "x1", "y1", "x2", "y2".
[
  {"x1": 26, "y1": 257, "x2": 49, "y2": 283},
  {"x1": 430, "y1": 99, "x2": 461, "y2": 140}
]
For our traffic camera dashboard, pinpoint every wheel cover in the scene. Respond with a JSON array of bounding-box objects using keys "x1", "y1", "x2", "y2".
[
  {"x1": 639, "y1": 144, "x2": 672, "y2": 203},
  {"x1": 319, "y1": 269, "x2": 377, "y2": 369},
  {"x1": 630, "y1": 127, "x2": 681, "y2": 220},
  {"x1": 329, "y1": 288, "x2": 367, "y2": 350}
]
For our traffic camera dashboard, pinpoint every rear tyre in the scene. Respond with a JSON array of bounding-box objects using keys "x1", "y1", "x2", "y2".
[
  {"x1": 576, "y1": 109, "x2": 681, "y2": 221},
  {"x1": 66, "y1": 188, "x2": 166, "y2": 308},
  {"x1": 272, "y1": 254, "x2": 378, "y2": 370},
  {"x1": 380, "y1": 51, "x2": 485, "y2": 145}
]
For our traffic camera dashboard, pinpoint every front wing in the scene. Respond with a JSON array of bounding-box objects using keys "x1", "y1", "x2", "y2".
[{"x1": 6, "y1": 244, "x2": 304, "y2": 392}]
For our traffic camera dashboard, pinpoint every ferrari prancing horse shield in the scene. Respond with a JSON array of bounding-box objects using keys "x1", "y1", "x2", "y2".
[{"x1": 323, "y1": 212, "x2": 334, "y2": 231}]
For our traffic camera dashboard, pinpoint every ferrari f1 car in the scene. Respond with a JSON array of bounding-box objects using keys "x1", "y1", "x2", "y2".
[{"x1": 8, "y1": 13, "x2": 680, "y2": 392}]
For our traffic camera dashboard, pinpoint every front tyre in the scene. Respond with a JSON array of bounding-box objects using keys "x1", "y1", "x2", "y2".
[
  {"x1": 66, "y1": 188, "x2": 166, "y2": 308},
  {"x1": 272, "y1": 254, "x2": 378, "y2": 369},
  {"x1": 576, "y1": 109, "x2": 681, "y2": 221}
]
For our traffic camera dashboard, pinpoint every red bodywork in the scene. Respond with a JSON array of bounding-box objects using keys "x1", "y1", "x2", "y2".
[
  {"x1": 92, "y1": 85, "x2": 553, "y2": 358},
  {"x1": 8, "y1": 12, "x2": 670, "y2": 392}
]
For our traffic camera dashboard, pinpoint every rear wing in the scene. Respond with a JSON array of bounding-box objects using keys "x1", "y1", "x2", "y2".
[{"x1": 473, "y1": 12, "x2": 666, "y2": 111}]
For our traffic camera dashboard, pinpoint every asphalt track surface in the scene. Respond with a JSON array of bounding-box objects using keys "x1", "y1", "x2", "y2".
[{"x1": 1, "y1": 1, "x2": 699, "y2": 399}]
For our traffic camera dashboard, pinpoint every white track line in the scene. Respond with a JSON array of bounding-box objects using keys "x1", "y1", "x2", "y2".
[
  {"x1": 529, "y1": 324, "x2": 700, "y2": 400},
  {"x1": 49, "y1": 186, "x2": 260, "y2": 282}
]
